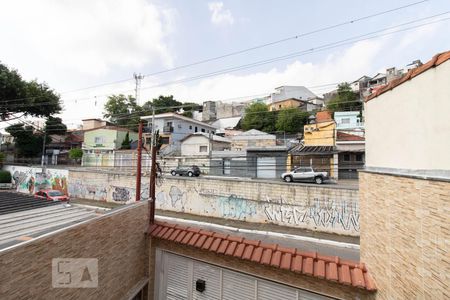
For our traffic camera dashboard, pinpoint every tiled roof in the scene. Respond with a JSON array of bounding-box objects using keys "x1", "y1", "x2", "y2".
[
  {"x1": 366, "y1": 50, "x2": 450, "y2": 101},
  {"x1": 337, "y1": 132, "x2": 365, "y2": 142},
  {"x1": 150, "y1": 222, "x2": 376, "y2": 291}
]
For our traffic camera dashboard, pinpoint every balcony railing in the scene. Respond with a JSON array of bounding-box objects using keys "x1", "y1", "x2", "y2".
[{"x1": 163, "y1": 126, "x2": 174, "y2": 133}]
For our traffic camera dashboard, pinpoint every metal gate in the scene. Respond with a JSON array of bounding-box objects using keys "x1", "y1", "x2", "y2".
[
  {"x1": 256, "y1": 157, "x2": 276, "y2": 179},
  {"x1": 155, "y1": 250, "x2": 332, "y2": 300}
]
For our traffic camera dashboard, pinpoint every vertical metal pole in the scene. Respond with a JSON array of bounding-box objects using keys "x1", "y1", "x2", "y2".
[
  {"x1": 209, "y1": 131, "x2": 212, "y2": 174},
  {"x1": 135, "y1": 121, "x2": 143, "y2": 202},
  {"x1": 41, "y1": 132, "x2": 46, "y2": 173},
  {"x1": 149, "y1": 106, "x2": 156, "y2": 225}
]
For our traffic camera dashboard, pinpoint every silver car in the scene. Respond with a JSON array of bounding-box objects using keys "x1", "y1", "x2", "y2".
[{"x1": 281, "y1": 167, "x2": 328, "y2": 184}]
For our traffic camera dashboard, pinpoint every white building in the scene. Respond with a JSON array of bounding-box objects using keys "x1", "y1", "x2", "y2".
[{"x1": 180, "y1": 133, "x2": 231, "y2": 156}]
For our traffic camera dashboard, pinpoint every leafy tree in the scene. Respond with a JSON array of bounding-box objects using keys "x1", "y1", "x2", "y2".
[
  {"x1": 142, "y1": 95, "x2": 182, "y2": 113},
  {"x1": 69, "y1": 148, "x2": 83, "y2": 163},
  {"x1": 326, "y1": 82, "x2": 362, "y2": 113},
  {"x1": 241, "y1": 102, "x2": 276, "y2": 132},
  {"x1": 275, "y1": 108, "x2": 310, "y2": 133},
  {"x1": 44, "y1": 116, "x2": 67, "y2": 135},
  {"x1": 0, "y1": 152, "x2": 5, "y2": 166},
  {"x1": 121, "y1": 132, "x2": 131, "y2": 149},
  {"x1": 103, "y1": 94, "x2": 141, "y2": 131},
  {"x1": 0, "y1": 63, "x2": 61, "y2": 120},
  {"x1": 5, "y1": 124, "x2": 44, "y2": 157}
]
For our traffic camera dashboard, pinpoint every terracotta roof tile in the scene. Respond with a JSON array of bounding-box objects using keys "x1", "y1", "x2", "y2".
[
  {"x1": 280, "y1": 252, "x2": 292, "y2": 270},
  {"x1": 366, "y1": 50, "x2": 450, "y2": 101},
  {"x1": 149, "y1": 222, "x2": 376, "y2": 292}
]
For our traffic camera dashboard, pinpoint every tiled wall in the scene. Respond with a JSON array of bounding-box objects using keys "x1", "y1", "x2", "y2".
[
  {"x1": 359, "y1": 171, "x2": 449, "y2": 299},
  {"x1": 0, "y1": 202, "x2": 149, "y2": 300}
]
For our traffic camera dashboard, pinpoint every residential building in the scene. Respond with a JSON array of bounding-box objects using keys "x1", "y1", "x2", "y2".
[
  {"x1": 180, "y1": 133, "x2": 231, "y2": 156},
  {"x1": 270, "y1": 86, "x2": 317, "y2": 103},
  {"x1": 336, "y1": 131, "x2": 365, "y2": 179},
  {"x1": 202, "y1": 100, "x2": 247, "y2": 122},
  {"x1": 268, "y1": 98, "x2": 321, "y2": 112},
  {"x1": 141, "y1": 112, "x2": 217, "y2": 155},
  {"x1": 290, "y1": 111, "x2": 338, "y2": 179},
  {"x1": 230, "y1": 129, "x2": 276, "y2": 151},
  {"x1": 81, "y1": 126, "x2": 138, "y2": 167},
  {"x1": 81, "y1": 118, "x2": 112, "y2": 130},
  {"x1": 361, "y1": 50, "x2": 450, "y2": 299}
]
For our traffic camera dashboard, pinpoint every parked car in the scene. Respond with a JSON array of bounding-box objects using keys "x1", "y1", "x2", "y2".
[
  {"x1": 281, "y1": 167, "x2": 328, "y2": 184},
  {"x1": 34, "y1": 189, "x2": 70, "y2": 202},
  {"x1": 171, "y1": 165, "x2": 201, "y2": 177}
]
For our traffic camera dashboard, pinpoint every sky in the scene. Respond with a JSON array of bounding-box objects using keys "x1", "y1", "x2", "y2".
[{"x1": 0, "y1": 0, "x2": 449, "y2": 129}]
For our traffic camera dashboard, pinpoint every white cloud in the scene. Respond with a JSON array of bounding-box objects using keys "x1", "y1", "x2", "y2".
[
  {"x1": 0, "y1": 0, "x2": 175, "y2": 78},
  {"x1": 208, "y1": 2, "x2": 234, "y2": 26}
]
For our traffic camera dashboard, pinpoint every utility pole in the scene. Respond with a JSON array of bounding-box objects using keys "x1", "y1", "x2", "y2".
[
  {"x1": 135, "y1": 121, "x2": 143, "y2": 202},
  {"x1": 41, "y1": 132, "x2": 47, "y2": 173},
  {"x1": 209, "y1": 131, "x2": 212, "y2": 174},
  {"x1": 149, "y1": 106, "x2": 156, "y2": 225},
  {"x1": 133, "y1": 73, "x2": 144, "y2": 105}
]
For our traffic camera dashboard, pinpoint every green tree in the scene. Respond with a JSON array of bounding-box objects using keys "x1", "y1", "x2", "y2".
[
  {"x1": 44, "y1": 116, "x2": 67, "y2": 135},
  {"x1": 275, "y1": 108, "x2": 310, "y2": 133},
  {"x1": 121, "y1": 132, "x2": 131, "y2": 149},
  {"x1": 5, "y1": 124, "x2": 44, "y2": 157},
  {"x1": 0, "y1": 63, "x2": 61, "y2": 120},
  {"x1": 69, "y1": 148, "x2": 83, "y2": 163},
  {"x1": 103, "y1": 94, "x2": 141, "y2": 131},
  {"x1": 326, "y1": 82, "x2": 362, "y2": 113},
  {"x1": 241, "y1": 102, "x2": 276, "y2": 132},
  {"x1": 142, "y1": 95, "x2": 182, "y2": 113}
]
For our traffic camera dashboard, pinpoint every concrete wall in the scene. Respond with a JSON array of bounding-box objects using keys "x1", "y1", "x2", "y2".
[
  {"x1": 4, "y1": 165, "x2": 69, "y2": 195},
  {"x1": 68, "y1": 170, "x2": 359, "y2": 236},
  {"x1": 0, "y1": 202, "x2": 149, "y2": 300},
  {"x1": 359, "y1": 171, "x2": 449, "y2": 299},
  {"x1": 304, "y1": 121, "x2": 335, "y2": 146},
  {"x1": 365, "y1": 60, "x2": 450, "y2": 173}
]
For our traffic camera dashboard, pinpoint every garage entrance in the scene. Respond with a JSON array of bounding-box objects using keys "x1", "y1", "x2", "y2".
[
  {"x1": 256, "y1": 157, "x2": 276, "y2": 179},
  {"x1": 154, "y1": 250, "x2": 332, "y2": 300}
]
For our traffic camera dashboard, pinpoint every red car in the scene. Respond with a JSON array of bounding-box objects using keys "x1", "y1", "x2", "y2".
[{"x1": 34, "y1": 190, "x2": 69, "y2": 202}]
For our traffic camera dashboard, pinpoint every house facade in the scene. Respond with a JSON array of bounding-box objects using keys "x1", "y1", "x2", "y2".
[
  {"x1": 141, "y1": 113, "x2": 216, "y2": 155},
  {"x1": 361, "y1": 50, "x2": 450, "y2": 299},
  {"x1": 268, "y1": 98, "x2": 321, "y2": 112},
  {"x1": 82, "y1": 126, "x2": 138, "y2": 167},
  {"x1": 230, "y1": 129, "x2": 276, "y2": 151},
  {"x1": 180, "y1": 133, "x2": 231, "y2": 156}
]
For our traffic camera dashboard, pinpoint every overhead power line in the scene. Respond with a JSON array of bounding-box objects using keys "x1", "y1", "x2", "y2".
[{"x1": 0, "y1": 1, "x2": 431, "y2": 104}]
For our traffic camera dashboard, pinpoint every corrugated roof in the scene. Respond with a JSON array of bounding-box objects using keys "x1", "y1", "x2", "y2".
[
  {"x1": 232, "y1": 129, "x2": 276, "y2": 140},
  {"x1": 149, "y1": 222, "x2": 376, "y2": 291},
  {"x1": 337, "y1": 132, "x2": 365, "y2": 142},
  {"x1": 366, "y1": 50, "x2": 450, "y2": 101},
  {"x1": 210, "y1": 117, "x2": 241, "y2": 130},
  {"x1": 290, "y1": 145, "x2": 336, "y2": 155},
  {"x1": 181, "y1": 132, "x2": 231, "y2": 143}
]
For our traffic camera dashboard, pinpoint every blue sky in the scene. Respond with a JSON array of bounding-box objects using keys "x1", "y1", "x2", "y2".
[{"x1": 0, "y1": 0, "x2": 449, "y2": 126}]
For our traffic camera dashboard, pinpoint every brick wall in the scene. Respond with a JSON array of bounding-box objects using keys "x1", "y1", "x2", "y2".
[
  {"x1": 0, "y1": 202, "x2": 149, "y2": 300},
  {"x1": 359, "y1": 171, "x2": 449, "y2": 299},
  {"x1": 68, "y1": 169, "x2": 359, "y2": 236}
]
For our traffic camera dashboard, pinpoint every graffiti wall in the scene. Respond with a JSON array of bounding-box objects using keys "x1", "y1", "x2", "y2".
[
  {"x1": 3, "y1": 165, "x2": 69, "y2": 195},
  {"x1": 67, "y1": 169, "x2": 360, "y2": 235}
]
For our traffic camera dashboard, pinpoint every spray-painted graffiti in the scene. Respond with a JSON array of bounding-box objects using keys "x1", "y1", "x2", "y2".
[
  {"x1": 219, "y1": 194, "x2": 257, "y2": 220},
  {"x1": 6, "y1": 166, "x2": 69, "y2": 195},
  {"x1": 264, "y1": 198, "x2": 359, "y2": 231},
  {"x1": 112, "y1": 187, "x2": 131, "y2": 202}
]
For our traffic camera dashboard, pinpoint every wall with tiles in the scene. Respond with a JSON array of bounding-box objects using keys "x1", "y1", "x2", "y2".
[
  {"x1": 68, "y1": 169, "x2": 359, "y2": 236},
  {"x1": 0, "y1": 201, "x2": 149, "y2": 300},
  {"x1": 359, "y1": 171, "x2": 449, "y2": 299}
]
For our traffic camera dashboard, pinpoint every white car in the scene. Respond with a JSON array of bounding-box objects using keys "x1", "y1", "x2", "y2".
[{"x1": 281, "y1": 167, "x2": 328, "y2": 184}]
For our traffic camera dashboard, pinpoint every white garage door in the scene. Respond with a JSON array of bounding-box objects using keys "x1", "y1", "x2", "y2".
[
  {"x1": 257, "y1": 157, "x2": 276, "y2": 179},
  {"x1": 154, "y1": 250, "x2": 332, "y2": 300}
]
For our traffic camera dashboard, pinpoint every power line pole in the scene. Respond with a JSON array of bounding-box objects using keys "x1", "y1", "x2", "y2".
[
  {"x1": 149, "y1": 106, "x2": 156, "y2": 225},
  {"x1": 41, "y1": 131, "x2": 47, "y2": 173},
  {"x1": 133, "y1": 73, "x2": 144, "y2": 105},
  {"x1": 135, "y1": 121, "x2": 143, "y2": 202}
]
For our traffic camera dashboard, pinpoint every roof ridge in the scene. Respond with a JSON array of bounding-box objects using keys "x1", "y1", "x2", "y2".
[{"x1": 150, "y1": 222, "x2": 376, "y2": 291}]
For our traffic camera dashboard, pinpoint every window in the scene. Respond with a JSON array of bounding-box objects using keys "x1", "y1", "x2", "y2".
[
  {"x1": 178, "y1": 124, "x2": 182, "y2": 129},
  {"x1": 356, "y1": 154, "x2": 363, "y2": 162},
  {"x1": 195, "y1": 127, "x2": 198, "y2": 132},
  {"x1": 344, "y1": 154, "x2": 351, "y2": 161},
  {"x1": 189, "y1": 125, "x2": 192, "y2": 130},
  {"x1": 94, "y1": 137, "x2": 103, "y2": 144},
  {"x1": 341, "y1": 118, "x2": 350, "y2": 124},
  {"x1": 201, "y1": 128, "x2": 205, "y2": 133},
  {"x1": 199, "y1": 146, "x2": 208, "y2": 152}
]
